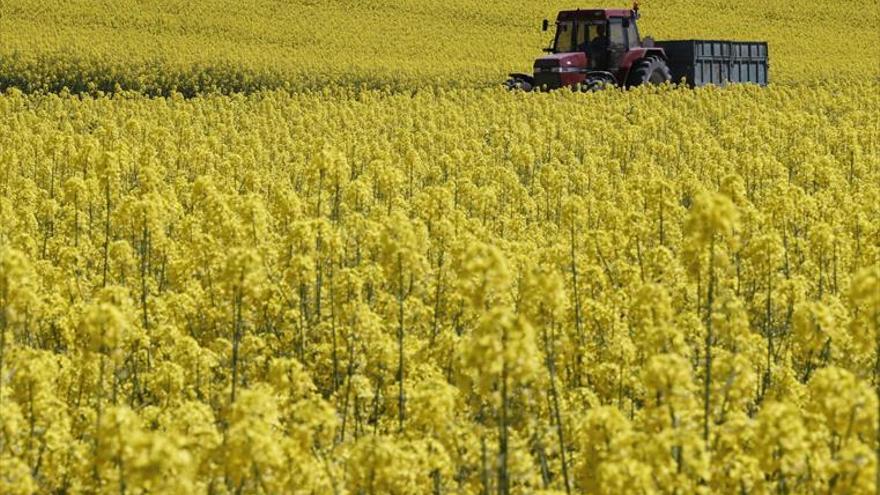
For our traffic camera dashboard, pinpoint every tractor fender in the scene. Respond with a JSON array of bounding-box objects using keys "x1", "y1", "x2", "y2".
[
  {"x1": 620, "y1": 48, "x2": 666, "y2": 72},
  {"x1": 619, "y1": 48, "x2": 667, "y2": 83},
  {"x1": 508, "y1": 73, "x2": 536, "y2": 85}
]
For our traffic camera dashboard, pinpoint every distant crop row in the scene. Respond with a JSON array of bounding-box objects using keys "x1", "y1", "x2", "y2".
[
  {"x1": 1, "y1": 82, "x2": 878, "y2": 494},
  {"x1": 0, "y1": 52, "x2": 484, "y2": 97}
]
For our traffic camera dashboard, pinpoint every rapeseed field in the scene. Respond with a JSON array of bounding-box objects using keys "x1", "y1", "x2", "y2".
[{"x1": 0, "y1": 1, "x2": 878, "y2": 494}]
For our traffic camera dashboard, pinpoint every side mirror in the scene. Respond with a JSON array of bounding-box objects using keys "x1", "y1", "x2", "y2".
[
  {"x1": 542, "y1": 19, "x2": 549, "y2": 31},
  {"x1": 622, "y1": 19, "x2": 630, "y2": 28}
]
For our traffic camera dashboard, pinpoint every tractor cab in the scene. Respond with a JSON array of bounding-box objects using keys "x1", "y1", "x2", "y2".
[
  {"x1": 548, "y1": 9, "x2": 639, "y2": 70},
  {"x1": 505, "y1": 4, "x2": 671, "y2": 92}
]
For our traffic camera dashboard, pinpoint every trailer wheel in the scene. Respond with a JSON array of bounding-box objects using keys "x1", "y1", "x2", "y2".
[{"x1": 627, "y1": 57, "x2": 672, "y2": 87}]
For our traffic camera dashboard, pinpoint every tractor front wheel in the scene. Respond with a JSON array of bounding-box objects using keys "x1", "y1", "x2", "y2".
[
  {"x1": 504, "y1": 77, "x2": 533, "y2": 92},
  {"x1": 627, "y1": 57, "x2": 672, "y2": 87},
  {"x1": 580, "y1": 75, "x2": 613, "y2": 92}
]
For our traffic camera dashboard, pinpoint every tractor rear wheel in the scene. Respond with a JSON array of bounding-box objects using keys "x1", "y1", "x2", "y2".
[{"x1": 627, "y1": 56, "x2": 672, "y2": 87}]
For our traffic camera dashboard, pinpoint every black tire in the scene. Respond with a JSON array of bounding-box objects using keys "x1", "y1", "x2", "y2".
[
  {"x1": 627, "y1": 56, "x2": 672, "y2": 87},
  {"x1": 504, "y1": 77, "x2": 533, "y2": 92},
  {"x1": 579, "y1": 77, "x2": 610, "y2": 92}
]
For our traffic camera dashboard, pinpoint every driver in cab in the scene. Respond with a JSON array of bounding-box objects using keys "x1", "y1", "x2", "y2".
[{"x1": 584, "y1": 24, "x2": 610, "y2": 68}]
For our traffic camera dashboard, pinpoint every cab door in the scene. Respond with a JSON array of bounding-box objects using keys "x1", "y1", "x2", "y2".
[
  {"x1": 607, "y1": 18, "x2": 627, "y2": 68},
  {"x1": 624, "y1": 17, "x2": 640, "y2": 48}
]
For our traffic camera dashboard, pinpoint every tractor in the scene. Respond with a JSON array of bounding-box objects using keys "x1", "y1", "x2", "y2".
[
  {"x1": 506, "y1": 4, "x2": 770, "y2": 91},
  {"x1": 505, "y1": 3, "x2": 670, "y2": 92}
]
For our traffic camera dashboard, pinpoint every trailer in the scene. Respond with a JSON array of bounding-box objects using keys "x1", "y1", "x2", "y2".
[{"x1": 656, "y1": 40, "x2": 769, "y2": 87}]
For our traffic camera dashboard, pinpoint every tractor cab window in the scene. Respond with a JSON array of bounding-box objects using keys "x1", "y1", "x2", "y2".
[
  {"x1": 575, "y1": 21, "x2": 605, "y2": 52},
  {"x1": 625, "y1": 18, "x2": 639, "y2": 48},
  {"x1": 605, "y1": 18, "x2": 627, "y2": 68},
  {"x1": 553, "y1": 21, "x2": 575, "y2": 52},
  {"x1": 608, "y1": 19, "x2": 626, "y2": 48},
  {"x1": 574, "y1": 20, "x2": 611, "y2": 68}
]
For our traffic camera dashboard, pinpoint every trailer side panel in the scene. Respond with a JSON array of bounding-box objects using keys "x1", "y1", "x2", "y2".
[{"x1": 656, "y1": 40, "x2": 769, "y2": 87}]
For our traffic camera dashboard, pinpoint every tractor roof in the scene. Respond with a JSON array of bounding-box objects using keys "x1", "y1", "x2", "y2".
[{"x1": 556, "y1": 9, "x2": 634, "y2": 21}]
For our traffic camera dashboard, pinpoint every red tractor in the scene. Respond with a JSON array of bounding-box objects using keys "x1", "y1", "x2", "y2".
[
  {"x1": 506, "y1": 4, "x2": 770, "y2": 91},
  {"x1": 506, "y1": 4, "x2": 670, "y2": 91}
]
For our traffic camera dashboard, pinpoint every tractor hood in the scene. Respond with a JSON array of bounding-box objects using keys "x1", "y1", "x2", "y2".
[{"x1": 534, "y1": 52, "x2": 587, "y2": 70}]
